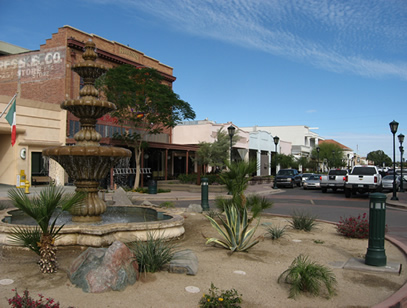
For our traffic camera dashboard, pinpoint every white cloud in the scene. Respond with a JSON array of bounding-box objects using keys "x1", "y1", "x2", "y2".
[{"x1": 114, "y1": 0, "x2": 407, "y2": 80}]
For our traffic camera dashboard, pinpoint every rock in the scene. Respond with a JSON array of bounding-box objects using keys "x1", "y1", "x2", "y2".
[
  {"x1": 141, "y1": 200, "x2": 156, "y2": 207},
  {"x1": 113, "y1": 187, "x2": 132, "y2": 206},
  {"x1": 164, "y1": 249, "x2": 198, "y2": 275},
  {"x1": 187, "y1": 204, "x2": 202, "y2": 213},
  {"x1": 69, "y1": 241, "x2": 139, "y2": 293}
]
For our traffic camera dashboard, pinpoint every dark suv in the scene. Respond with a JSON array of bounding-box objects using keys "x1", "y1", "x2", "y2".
[{"x1": 275, "y1": 169, "x2": 302, "y2": 188}]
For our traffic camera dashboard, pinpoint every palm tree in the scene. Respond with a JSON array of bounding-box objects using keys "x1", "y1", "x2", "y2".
[{"x1": 8, "y1": 186, "x2": 84, "y2": 273}]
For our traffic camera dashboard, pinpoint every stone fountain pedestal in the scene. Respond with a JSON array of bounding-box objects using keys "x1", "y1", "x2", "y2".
[{"x1": 43, "y1": 40, "x2": 131, "y2": 222}]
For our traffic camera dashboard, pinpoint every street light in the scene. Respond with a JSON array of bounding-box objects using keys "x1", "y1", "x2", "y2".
[
  {"x1": 273, "y1": 136, "x2": 279, "y2": 189},
  {"x1": 332, "y1": 150, "x2": 335, "y2": 169},
  {"x1": 398, "y1": 133, "x2": 404, "y2": 192},
  {"x1": 389, "y1": 120, "x2": 399, "y2": 200},
  {"x1": 316, "y1": 146, "x2": 320, "y2": 173},
  {"x1": 227, "y1": 125, "x2": 235, "y2": 163}
]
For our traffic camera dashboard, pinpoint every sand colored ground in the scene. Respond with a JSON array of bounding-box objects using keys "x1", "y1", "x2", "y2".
[{"x1": 0, "y1": 211, "x2": 406, "y2": 308}]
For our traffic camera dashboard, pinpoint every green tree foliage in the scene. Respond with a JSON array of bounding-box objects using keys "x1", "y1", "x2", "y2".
[
  {"x1": 196, "y1": 128, "x2": 238, "y2": 174},
  {"x1": 98, "y1": 65, "x2": 195, "y2": 188},
  {"x1": 311, "y1": 143, "x2": 345, "y2": 169},
  {"x1": 366, "y1": 150, "x2": 392, "y2": 166},
  {"x1": 272, "y1": 153, "x2": 296, "y2": 169}
]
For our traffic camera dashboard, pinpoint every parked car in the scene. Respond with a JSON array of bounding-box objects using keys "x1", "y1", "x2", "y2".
[
  {"x1": 303, "y1": 174, "x2": 322, "y2": 190},
  {"x1": 300, "y1": 173, "x2": 314, "y2": 185},
  {"x1": 275, "y1": 169, "x2": 302, "y2": 188},
  {"x1": 382, "y1": 175, "x2": 400, "y2": 192}
]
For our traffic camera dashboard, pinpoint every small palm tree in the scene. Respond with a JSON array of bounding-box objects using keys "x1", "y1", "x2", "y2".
[
  {"x1": 278, "y1": 254, "x2": 337, "y2": 299},
  {"x1": 8, "y1": 186, "x2": 84, "y2": 273},
  {"x1": 220, "y1": 160, "x2": 257, "y2": 207}
]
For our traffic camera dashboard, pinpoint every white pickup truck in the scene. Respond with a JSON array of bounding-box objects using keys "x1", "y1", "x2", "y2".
[{"x1": 344, "y1": 165, "x2": 383, "y2": 198}]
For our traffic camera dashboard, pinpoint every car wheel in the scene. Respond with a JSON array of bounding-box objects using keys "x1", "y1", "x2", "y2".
[
  {"x1": 345, "y1": 188, "x2": 351, "y2": 198},
  {"x1": 321, "y1": 188, "x2": 327, "y2": 193}
]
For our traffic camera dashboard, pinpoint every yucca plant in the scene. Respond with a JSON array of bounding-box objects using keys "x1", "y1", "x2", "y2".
[
  {"x1": 216, "y1": 194, "x2": 273, "y2": 222},
  {"x1": 7, "y1": 186, "x2": 85, "y2": 273},
  {"x1": 204, "y1": 204, "x2": 261, "y2": 252},
  {"x1": 220, "y1": 160, "x2": 257, "y2": 207},
  {"x1": 127, "y1": 231, "x2": 178, "y2": 273},
  {"x1": 278, "y1": 254, "x2": 337, "y2": 299},
  {"x1": 265, "y1": 224, "x2": 287, "y2": 240},
  {"x1": 290, "y1": 210, "x2": 317, "y2": 232}
]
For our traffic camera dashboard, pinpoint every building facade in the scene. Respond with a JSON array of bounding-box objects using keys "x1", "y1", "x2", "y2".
[{"x1": 0, "y1": 26, "x2": 197, "y2": 186}]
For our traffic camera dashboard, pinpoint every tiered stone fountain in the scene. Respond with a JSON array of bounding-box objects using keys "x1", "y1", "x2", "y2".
[
  {"x1": 43, "y1": 40, "x2": 132, "y2": 222},
  {"x1": 0, "y1": 41, "x2": 185, "y2": 246}
]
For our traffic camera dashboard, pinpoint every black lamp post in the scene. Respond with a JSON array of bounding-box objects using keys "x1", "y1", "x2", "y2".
[
  {"x1": 332, "y1": 150, "x2": 335, "y2": 169},
  {"x1": 273, "y1": 136, "x2": 279, "y2": 189},
  {"x1": 316, "y1": 146, "x2": 320, "y2": 173},
  {"x1": 347, "y1": 154, "x2": 350, "y2": 171},
  {"x1": 390, "y1": 120, "x2": 399, "y2": 200},
  {"x1": 398, "y1": 133, "x2": 404, "y2": 192},
  {"x1": 227, "y1": 125, "x2": 235, "y2": 163}
]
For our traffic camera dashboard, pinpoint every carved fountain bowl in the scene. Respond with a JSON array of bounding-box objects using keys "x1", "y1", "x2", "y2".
[
  {"x1": 43, "y1": 146, "x2": 131, "y2": 181},
  {"x1": 61, "y1": 99, "x2": 116, "y2": 120}
]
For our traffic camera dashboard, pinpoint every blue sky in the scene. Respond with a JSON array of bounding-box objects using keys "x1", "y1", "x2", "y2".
[{"x1": 1, "y1": 0, "x2": 406, "y2": 159}]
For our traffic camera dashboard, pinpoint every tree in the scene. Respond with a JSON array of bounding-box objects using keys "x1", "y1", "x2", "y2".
[
  {"x1": 273, "y1": 153, "x2": 296, "y2": 169},
  {"x1": 8, "y1": 186, "x2": 85, "y2": 273},
  {"x1": 195, "y1": 128, "x2": 238, "y2": 174},
  {"x1": 311, "y1": 143, "x2": 345, "y2": 169},
  {"x1": 99, "y1": 65, "x2": 196, "y2": 188},
  {"x1": 366, "y1": 150, "x2": 392, "y2": 166}
]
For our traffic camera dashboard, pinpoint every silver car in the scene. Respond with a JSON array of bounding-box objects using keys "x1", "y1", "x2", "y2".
[
  {"x1": 382, "y1": 175, "x2": 400, "y2": 191},
  {"x1": 303, "y1": 174, "x2": 322, "y2": 190}
]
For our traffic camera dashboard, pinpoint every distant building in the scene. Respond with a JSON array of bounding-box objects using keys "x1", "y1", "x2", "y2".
[{"x1": 241, "y1": 125, "x2": 323, "y2": 158}]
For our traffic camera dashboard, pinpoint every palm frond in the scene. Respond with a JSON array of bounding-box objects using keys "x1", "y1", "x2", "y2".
[{"x1": 8, "y1": 226, "x2": 42, "y2": 255}]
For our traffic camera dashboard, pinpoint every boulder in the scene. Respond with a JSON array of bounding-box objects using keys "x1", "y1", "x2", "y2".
[
  {"x1": 69, "y1": 241, "x2": 139, "y2": 293},
  {"x1": 187, "y1": 204, "x2": 202, "y2": 213}
]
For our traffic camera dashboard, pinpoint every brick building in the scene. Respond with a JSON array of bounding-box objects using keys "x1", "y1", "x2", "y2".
[{"x1": 0, "y1": 26, "x2": 197, "y2": 186}]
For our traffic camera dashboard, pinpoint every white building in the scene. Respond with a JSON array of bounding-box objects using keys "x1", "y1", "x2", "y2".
[{"x1": 242, "y1": 125, "x2": 323, "y2": 158}]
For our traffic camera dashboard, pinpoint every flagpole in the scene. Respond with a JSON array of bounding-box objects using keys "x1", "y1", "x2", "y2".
[{"x1": 0, "y1": 93, "x2": 18, "y2": 118}]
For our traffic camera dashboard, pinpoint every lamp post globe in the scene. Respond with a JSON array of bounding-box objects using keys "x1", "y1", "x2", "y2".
[
  {"x1": 398, "y1": 133, "x2": 405, "y2": 192},
  {"x1": 273, "y1": 136, "x2": 279, "y2": 189},
  {"x1": 227, "y1": 125, "x2": 236, "y2": 163},
  {"x1": 389, "y1": 120, "x2": 399, "y2": 200}
]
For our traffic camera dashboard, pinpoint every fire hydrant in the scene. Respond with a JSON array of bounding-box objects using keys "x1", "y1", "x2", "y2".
[{"x1": 24, "y1": 180, "x2": 30, "y2": 194}]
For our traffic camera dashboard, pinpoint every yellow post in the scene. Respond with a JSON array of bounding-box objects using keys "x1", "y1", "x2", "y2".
[{"x1": 24, "y1": 180, "x2": 30, "y2": 194}]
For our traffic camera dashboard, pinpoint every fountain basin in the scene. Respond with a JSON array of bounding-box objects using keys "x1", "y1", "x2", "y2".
[{"x1": 0, "y1": 206, "x2": 185, "y2": 247}]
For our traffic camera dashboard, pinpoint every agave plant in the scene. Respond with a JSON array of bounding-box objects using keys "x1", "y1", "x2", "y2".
[
  {"x1": 8, "y1": 186, "x2": 85, "y2": 273},
  {"x1": 278, "y1": 254, "x2": 337, "y2": 299},
  {"x1": 204, "y1": 204, "x2": 261, "y2": 252}
]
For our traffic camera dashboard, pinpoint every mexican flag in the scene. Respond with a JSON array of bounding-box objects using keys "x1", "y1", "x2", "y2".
[{"x1": 5, "y1": 97, "x2": 16, "y2": 146}]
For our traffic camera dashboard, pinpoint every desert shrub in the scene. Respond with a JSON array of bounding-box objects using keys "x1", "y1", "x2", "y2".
[
  {"x1": 127, "y1": 231, "x2": 178, "y2": 273},
  {"x1": 265, "y1": 225, "x2": 287, "y2": 240},
  {"x1": 159, "y1": 201, "x2": 175, "y2": 208},
  {"x1": 8, "y1": 289, "x2": 65, "y2": 308},
  {"x1": 336, "y1": 213, "x2": 369, "y2": 239},
  {"x1": 290, "y1": 210, "x2": 317, "y2": 232},
  {"x1": 178, "y1": 173, "x2": 198, "y2": 184},
  {"x1": 278, "y1": 255, "x2": 337, "y2": 299},
  {"x1": 199, "y1": 283, "x2": 242, "y2": 307}
]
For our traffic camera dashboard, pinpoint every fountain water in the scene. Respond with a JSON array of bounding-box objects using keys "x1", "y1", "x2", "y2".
[{"x1": 0, "y1": 41, "x2": 185, "y2": 246}]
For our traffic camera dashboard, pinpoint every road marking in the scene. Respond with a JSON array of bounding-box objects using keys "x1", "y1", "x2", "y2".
[{"x1": 310, "y1": 199, "x2": 315, "y2": 205}]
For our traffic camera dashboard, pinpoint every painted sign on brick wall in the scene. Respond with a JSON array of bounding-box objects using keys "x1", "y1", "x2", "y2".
[{"x1": 0, "y1": 47, "x2": 66, "y2": 81}]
